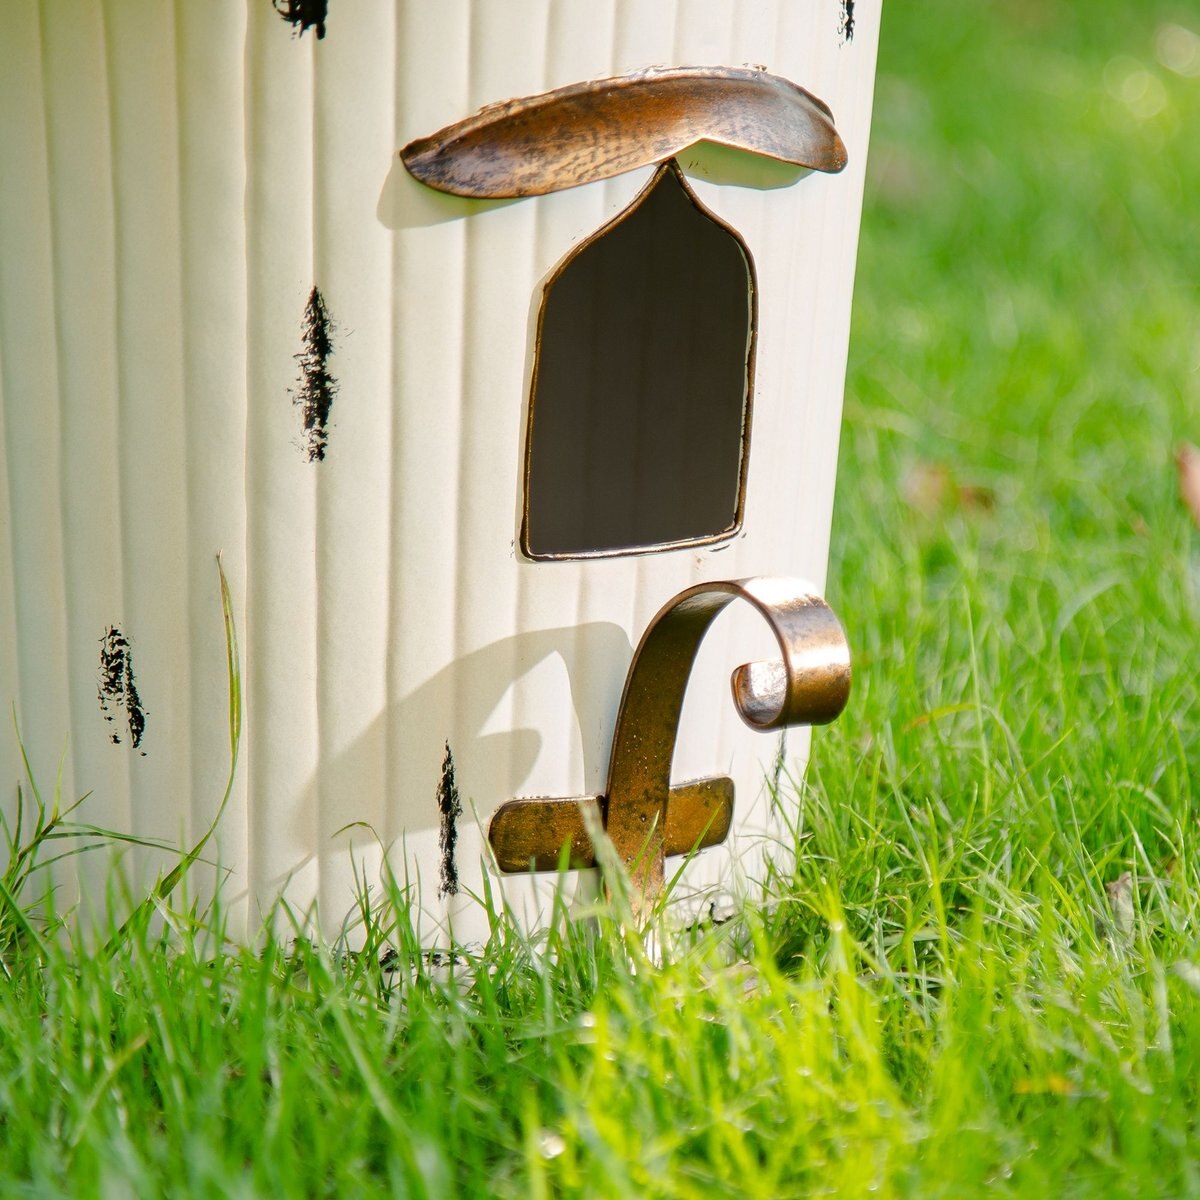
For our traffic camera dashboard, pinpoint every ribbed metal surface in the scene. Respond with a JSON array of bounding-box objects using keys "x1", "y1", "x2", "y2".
[{"x1": 0, "y1": 0, "x2": 880, "y2": 942}]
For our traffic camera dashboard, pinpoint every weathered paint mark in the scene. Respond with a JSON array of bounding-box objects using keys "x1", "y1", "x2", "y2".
[
  {"x1": 437, "y1": 742, "x2": 463, "y2": 898},
  {"x1": 292, "y1": 285, "x2": 338, "y2": 461},
  {"x1": 98, "y1": 626, "x2": 147, "y2": 752},
  {"x1": 272, "y1": 0, "x2": 328, "y2": 40},
  {"x1": 839, "y1": 0, "x2": 855, "y2": 42}
]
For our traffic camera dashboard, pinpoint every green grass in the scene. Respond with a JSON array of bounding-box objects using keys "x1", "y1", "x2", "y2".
[{"x1": 5, "y1": 2, "x2": 1200, "y2": 1195}]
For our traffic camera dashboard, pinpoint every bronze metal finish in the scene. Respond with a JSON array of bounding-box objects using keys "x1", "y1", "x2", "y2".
[
  {"x1": 489, "y1": 776, "x2": 734, "y2": 872},
  {"x1": 400, "y1": 65, "x2": 847, "y2": 199},
  {"x1": 487, "y1": 579, "x2": 851, "y2": 912}
]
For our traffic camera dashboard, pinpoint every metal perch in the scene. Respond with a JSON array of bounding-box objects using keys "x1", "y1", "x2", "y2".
[{"x1": 489, "y1": 577, "x2": 851, "y2": 910}]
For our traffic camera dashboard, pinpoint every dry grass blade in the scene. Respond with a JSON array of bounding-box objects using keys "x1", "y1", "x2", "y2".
[
  {"x1": 902, "y1": 462, "x2": 995, "y2": 516},
  {"x1": 1174, "y1": 442, "x2": 1200, "y2": 528}
]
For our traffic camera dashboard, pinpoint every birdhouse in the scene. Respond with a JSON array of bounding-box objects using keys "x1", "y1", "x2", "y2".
[{"x1": 0, "y1": 1, "x2": 879, "y2": 941}]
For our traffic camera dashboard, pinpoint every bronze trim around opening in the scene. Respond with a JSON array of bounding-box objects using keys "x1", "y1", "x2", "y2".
[
  {"x1": 400, "y1": 64, "x2": 847, "y2": 199},
  {"x1": 519, "y1": 159, "x2": 758, "y2": 561}
]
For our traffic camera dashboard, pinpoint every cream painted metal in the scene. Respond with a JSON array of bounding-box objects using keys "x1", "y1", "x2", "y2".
[{"x1": 0, "y1": 0, "x2": 880, "y2": 942}]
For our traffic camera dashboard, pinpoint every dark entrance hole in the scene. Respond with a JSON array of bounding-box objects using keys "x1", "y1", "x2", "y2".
[{"x1": 522, "y1": 160, "x2": 756, "y2": 559}]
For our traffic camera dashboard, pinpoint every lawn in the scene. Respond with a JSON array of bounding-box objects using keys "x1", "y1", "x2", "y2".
[{"x1": 4, "y1": 2, "x2": 1200, "y2": 1195}]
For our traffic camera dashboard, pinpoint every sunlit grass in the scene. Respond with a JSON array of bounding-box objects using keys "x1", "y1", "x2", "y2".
[{"x1": 4, "y1": 2, "x2": 1200, "y2": 1195}]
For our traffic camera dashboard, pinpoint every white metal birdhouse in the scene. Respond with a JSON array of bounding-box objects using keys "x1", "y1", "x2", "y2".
[{"x1": 0, "y1": 0, "x2": 880, "y2": 941}]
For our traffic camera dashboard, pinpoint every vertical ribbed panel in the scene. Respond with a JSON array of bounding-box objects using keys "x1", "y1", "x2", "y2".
[
  {"x1": 0, "y1": 345, "x2": 16, "y2": 749},
  {"x1": 387, "y1": 2, "x2": 472, "y2": 916},
  {"x1": 40, "y1": 5, "x2": 133, "y2": 913},
  {"x1": 174, "y1": 0, "x2": 250, "y2": 920},
  {"x1": 103, "y1": 1, "x2": 190, "y2": 886},
  {"x1": 310, "y1": 3, "x2": 395, "y2": 929},
  {"x1": 0, "y1": 4, "x2": 74, "y2": 832},
  {"x1": 243, "y1": 6, "x2": 320, "y2": 914},
  {"x1": 446, "y1": 3, "x2": 535, "y2": 930},
  {"x1": 0, "y1": 0, "x2": 881, "y2": 941}
]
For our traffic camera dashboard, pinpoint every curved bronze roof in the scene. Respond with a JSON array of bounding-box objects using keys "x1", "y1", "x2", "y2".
[{"x1": 400, "y1": 65, "x2": 847, "y2": 198}]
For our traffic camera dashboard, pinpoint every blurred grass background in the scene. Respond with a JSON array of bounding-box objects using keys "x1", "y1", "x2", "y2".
[
  {"x1": 772, "y1": 1, "x2": 1200, "y2": 1189},
  {"x1": 824, "y1": 0, "x2": 1200, "y2": 874}
]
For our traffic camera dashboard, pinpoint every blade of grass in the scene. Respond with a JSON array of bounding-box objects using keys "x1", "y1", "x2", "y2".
[{"x1": 103, "y1": 553, "x2": 242, "y2": 957}]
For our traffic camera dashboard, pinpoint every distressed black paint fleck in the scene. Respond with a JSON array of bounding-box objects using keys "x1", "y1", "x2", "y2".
[
  {"x1": 98, "y1": 626, "x2": 147, "y2": 751},
  {"x1": 839, "y1": 0, "x2": 855, "y2": 42},
  {"x1": 437, "y1": 742, "x2": 463, "y2": 899},
  {"x1": 272, "y1": 0, "x2": 327, "y2": 39},
  {"x1": 292, "y1": 285, "x2": 338, "y2": 462}
]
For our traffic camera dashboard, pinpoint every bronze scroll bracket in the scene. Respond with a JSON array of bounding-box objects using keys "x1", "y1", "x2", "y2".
[{"x1": 488, "y1": 578, "x2": 851, "y2": 912}]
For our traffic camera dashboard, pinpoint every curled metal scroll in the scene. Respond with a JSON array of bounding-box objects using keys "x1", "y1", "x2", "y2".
[
  {"x1": 401, "y1": 66, "x2": 847, "y2": 199},
  {"x1": 604, "y1": 578, "x2": 850, "y2": 900},
  {"x1": 488, "y1": 578, "x2": 851, "y2": 911}
]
